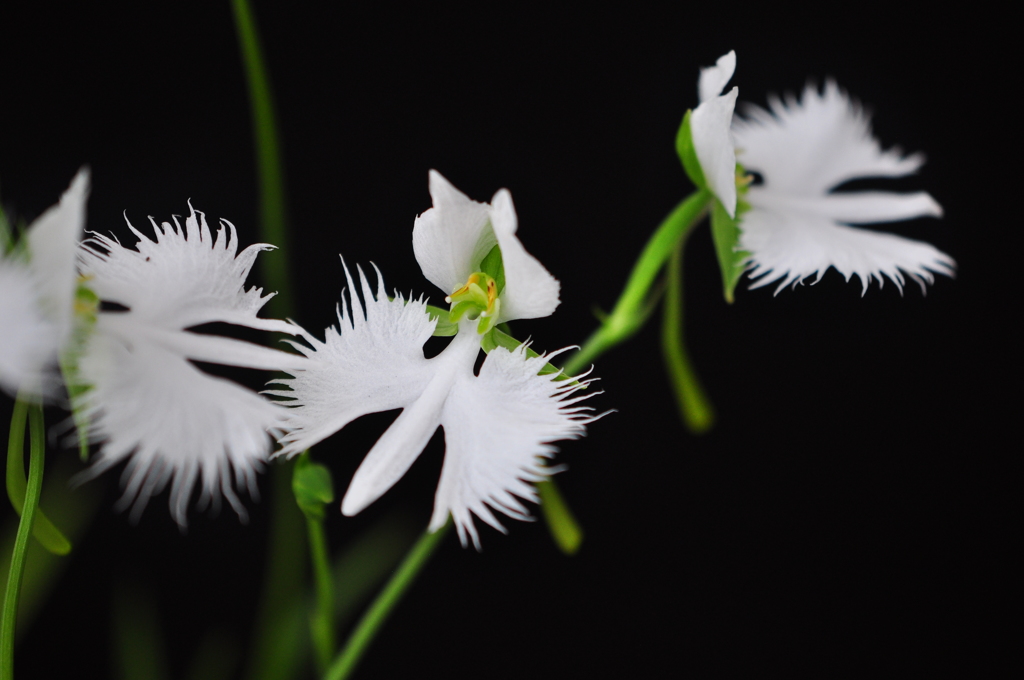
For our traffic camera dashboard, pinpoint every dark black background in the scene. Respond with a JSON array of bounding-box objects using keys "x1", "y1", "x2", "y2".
[{"x1": 0, "y1": 3, "x2": 1007, "y2": 678}]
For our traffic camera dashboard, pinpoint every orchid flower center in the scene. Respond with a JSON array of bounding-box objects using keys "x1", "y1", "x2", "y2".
[{"x1": 446, "y1": 271, "x2": 501, "y2": 334}]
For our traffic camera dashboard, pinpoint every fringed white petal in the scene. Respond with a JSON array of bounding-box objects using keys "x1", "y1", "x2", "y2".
[
  {"x1": 431, "y1": 345, "x2": 600, "y2": 550},
  {"x1": 733, "y1": 81, "x2": 927, "y2": 197},
  {"x1": 76, "y1": 324, "x2": 287, "y2": 526},
  {"x1": 79, "y1": 203, "x2": 294, "y2": 333},
  {"x1": 741, "y1": 203, "x2": 957, "y2": 295},
  {"x1": 692, "y1": 86, "x2": 739, "y2": 218},
  {"x1": 413, "y1": 170, "x2": 497, "y2": 296},
  {"x1": 271, "y1": 262, "x2": 438, "y2": 458},
  {"x1": 489, "y1": 189, "x2": 560, "y2": 321},
  {"x1": 732, "y1": 80, "x2": 954, "y2": 294},
  {"x1": 0, "y1": 262, "x2": 58, "y2": 396},
  {"x1": 697, "y1": 50, "x2": 736, "y2": 104},
  {"x1": 341, "y1": 326, "x2": 480, "y2": 517},
  {"x1": 25, "y1": 168, "x2": 89, "y2": 349}
]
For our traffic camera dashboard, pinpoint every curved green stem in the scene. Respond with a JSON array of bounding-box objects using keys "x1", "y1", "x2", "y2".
[
  {"x1": 324, "y1": 523, "x2": 450, "y2": 680},
  {"x1": 661, "y1": 242, "x2": 714, "y2": 433},
  {"x1": 561, "y1": 189, "x2": 711, "y2": 377},
  {"x1": 231, "y1": 0, "x2": 292, "y2": 319},
  {"x1": 1, "y1": 403, "x2": 45, "y2": 680},
  {"x1": 307, "y1": 513, "x2": 335, "y2": 674}
]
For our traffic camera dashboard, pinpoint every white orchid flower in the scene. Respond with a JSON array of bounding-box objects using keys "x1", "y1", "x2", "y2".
[
  {"x1": 732, "y1": 81, "x2": 954, "y2": 294},
  {"x1": 0, "y1": 170, "x2": 88, "y2": 398},
  {"x1": 272, "y1": 171, "x2": 598, "y2": 548},
  {"x1": 690, "y1": 50, "x2": 739, "y2": 218},
  {"x1": 76, "y1": 205, "x2": 307, "y2": 524}
]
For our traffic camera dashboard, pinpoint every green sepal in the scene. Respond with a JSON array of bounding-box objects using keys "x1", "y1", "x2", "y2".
[
  {"x1": 675, "y1": 110, "x2": 707, "y2": 191},
  {"x1": 481, "y1": 328, "x2": 567, "y2": 379},
  {"x1": 292, "y1": 453, "x2": 334, "y2": 522},
  {"x1": 708, "y1": 179, "x2": 751, "y2": 304},
  {"x1": 0, "y1": 205, "x2": 11, "y2": 253},
  {"x1": 425, "y1": 304, "x2": 458, "y2": 336},
  {"x1": 6, "y1": 401, "x2": 72, "y2": 555},
  {"x1": 62, "y1": 280, "x2": 100, "y2": 461},
  {"x1": 478, "y1": 244, "x2": 505, "y2": 295}
]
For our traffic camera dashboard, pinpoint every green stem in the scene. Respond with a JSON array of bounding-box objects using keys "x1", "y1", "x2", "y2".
[
  {"x1": 537, "y1": 479, "x2": 583, "y2": 555},
  {"x1": 230, "y1": 0, "x2": 293, "y2": 319},
  {"x1": 307, "y1": 514, "x2": 335, "y2": 675},
  {"x1": 661, "y1": 242, "x2": 714, "y2": 434},
  {"x1": 561, "y1": 189, "x2": 711, "y2": 377},
  {"x1": 324, "y1": 523, "x2": 450, "y2": 680},
  {"x1": 1, "y1": 403, "x2": 45, "y2": 680},
  {"x1": 231, "y1": 3, "x2": 309, "y2": 678}
]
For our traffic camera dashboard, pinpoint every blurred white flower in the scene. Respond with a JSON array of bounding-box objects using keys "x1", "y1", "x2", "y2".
[
  {"x1": 732, "y1": 81, "x2": 954, "y2": 294},
  {"x1": 0, "y1": 170, "x2": 88, "y2": 398},
  {"x1": 273, "y1": 171, "x2": 598, "y2": 548},
  {"x1": 76, "y1": 205, "x2": 306, "y2": 524}
]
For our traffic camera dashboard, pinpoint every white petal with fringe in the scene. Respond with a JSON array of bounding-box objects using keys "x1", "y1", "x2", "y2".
[
  {"x1": 76, "y1": 204, "x2": 304, "y2": 525},
  {"x1": 733, "y1": 81, "x2": 954, "y2": 294},
  {"x1": 273, "y1": 264, "x2": 597, "y2": 548}
]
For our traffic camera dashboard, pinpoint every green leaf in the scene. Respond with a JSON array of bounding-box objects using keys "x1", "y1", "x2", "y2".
[
  {"x1": 292, "y1": 454, "x2": 334, "y2": 522},
  {"x1": 675, "y1": 110, "x2": 707, "y2": 191},
  {"x1": 425, "y1": 304, "x2": 458, "y2": 336},
  {"x1": 6, "y1": 401, "x2": 72, "y2": 555},
  {"x1": 709, "y1": 196, "x2": 751, "y2": 304}
]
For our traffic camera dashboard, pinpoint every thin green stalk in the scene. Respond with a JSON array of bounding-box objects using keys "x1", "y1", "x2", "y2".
[
  {"x1": 661, "y1": 242, "x2": 714, "y2": 434},
  {"x1": 537, "y1": 480, "x2": 582, "y2": 555},
  {"x1": 1, "y1": 403, "x2": 45, "y2": 680},
  {"x1": 324, "y1": 523, "x2": 450, "y2": 680},
  {"x1": 231, "y1": 0, "x2": 293, "y2": 319},
  {"x1": 561, "y1": 189, "x2": 711, "y2": 376},
  {"x1": 307, "y1": 515, "x2": 335, "y2": 675},
  {"x1": 231, "y1": 3, "x2": 309, "y2": 678}
]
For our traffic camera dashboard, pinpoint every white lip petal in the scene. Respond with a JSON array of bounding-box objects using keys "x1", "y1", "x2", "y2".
[
  {"x1": 748, "y1": 189, "x2": 943, "y2": 224},
  {"x1": 99, "y1": 313, "x2": 308, "y2": 372},
  {"x1": 488, "y1": 188, "x2": 560, "y2": 322},
  {"x1": 430, "y1": 344, "x2": 599, "y2": 549},
  {"x1": 698, "y1": 50, "x2": 736, "y2": 103},
  {"x1": 691, "y1": 86, "x2": 739, "y2": 217},
  {"x1": 412, "y1": 170, "x2": 497, "y2": 295},
  {"x1": 271, "y1": 262, "x2": 439, "y2": 457},
  {"x1": 76, "y1": 327, "x2": 286, "y2": 526},
  {"x1": 733, "y1": 81, "x2": 926, "y2": 197},
  {"x1": 733, "y1": 80, "x2": 953, "y2": 294},
  {"x1": 740, "y1": 205, "x2": 956, "y2": 295},
  {"x1": 341, "y1": 320, "x2": 480, "y2": 516},
  {"x1": 26, "y1": 167, "x2": 89, "y2": 348}
]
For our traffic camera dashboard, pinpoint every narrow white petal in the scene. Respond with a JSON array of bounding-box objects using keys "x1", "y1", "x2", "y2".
[
  {"x1": 698, "y1": 50, "x2": 736, "y2": 103},
  {"x1": 98, "y1": 313, "x2": 308, "y2": 372},
  {"x1": 733, "y1": 81, "x2": 927, "y2": 196},
  {"x1": 489, "y1": 189, "x2": 560, "y2": 322},
  {"x1": 271, "y1": 263, "x2": 439, "y2": 457},
  {"x1": 412, "y1": 170, "x2": 497, "y2": 295},
  {"x1": 748, "y1": 189, "x2": 943, "y2": 225},
  {"x1": 26, "y1": 168, "x2": 89, "y2": 347},
  {"x1": 431, "y1": 344, "x2": 600, "y2": 549},
  {"x1": 0, "y1": 261, "x2": 58, "y2": 396},
  {"x1": 77, "y1": 326, "x2": 285, "y2": 526},
  {"x1": 741, "y1": 205, "x2": 956, "y2": 295},
  {"x1": 691, "y1": 86, "x2": 739, "y2": 217},
  {"x1": 79, "y1": 204, "x2": 283, "y2": 332},
  {"x1": 341, "y1": 322, "x2": 481, "y2": 516}
]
